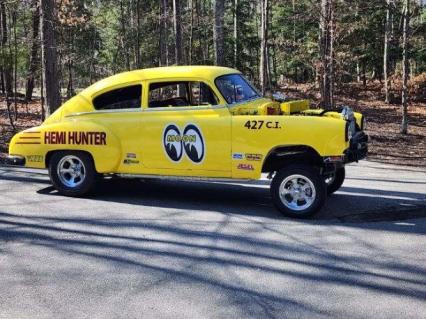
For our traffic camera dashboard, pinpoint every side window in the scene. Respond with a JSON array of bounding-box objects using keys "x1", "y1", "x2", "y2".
[
  {"x1": 149, "y1": 82, "x2": 189, "y2": 108},
  {"x1": 93, "y1": 85, "x2": 142, "y2": 110},
  {"x1": 189, "y1": 82, "x2": 219, "y2": 106},
  {"x1": 148, "y1": 81, "x2": 218, "y2": 108}
]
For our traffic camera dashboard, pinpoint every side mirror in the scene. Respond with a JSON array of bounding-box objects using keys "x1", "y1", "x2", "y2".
[{"x1": 272, "y1": 92, "x2": 286, "y2": 102}]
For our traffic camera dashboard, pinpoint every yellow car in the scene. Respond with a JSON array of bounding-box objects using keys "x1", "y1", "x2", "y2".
[{"x1": 7, "y1": 66, "x2": 368, "y2": 218}]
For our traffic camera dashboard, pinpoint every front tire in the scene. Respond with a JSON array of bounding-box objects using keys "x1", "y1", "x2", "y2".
[
  {"x1": 271, "y1": 165, "x2": 326, "y2": 218},
  {"x1": 325, "y1": 167, "x2": 345, "y2": 195},
  {"x1": 48, "y1": 151, "x2": 97, "y2": 196}
]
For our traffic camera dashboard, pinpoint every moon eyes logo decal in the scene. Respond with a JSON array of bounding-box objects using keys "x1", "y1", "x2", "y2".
[
  {"x1": 163, "y1": 124, "x2": 205, "y2": 163},
  {"x1": 183, "y1": 124, "x2": 204, "y2": 163},
  {"x1": 163, "y1": 124, "x2": 183, "y2": 162}
]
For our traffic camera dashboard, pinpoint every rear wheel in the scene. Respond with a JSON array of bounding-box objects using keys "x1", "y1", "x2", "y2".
[
  {"x1": 325, "y1": 167, "x2": 345, "y2": 195},
  {"x1": 271, "y1": 165, "x2": 326, "y2": 218},
  {"x1": 48, "y1": 151, "x2": 97, "y2": 196}
]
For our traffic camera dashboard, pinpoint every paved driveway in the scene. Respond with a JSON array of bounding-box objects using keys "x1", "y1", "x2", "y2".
[{"x1": 0, "y1": 161, "x2": 425, "y2": 318}]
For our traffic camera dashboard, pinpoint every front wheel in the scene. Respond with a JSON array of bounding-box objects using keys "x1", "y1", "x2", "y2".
[
  {"x1": 48, "y1": 151, "x2": 97, "y2": 196},
  {"x1": 271, "y1": 165, "x2": 326, "y2": 218},
  {"x1": 325, "y1": 167, "x2": 345, "y2": 195}
]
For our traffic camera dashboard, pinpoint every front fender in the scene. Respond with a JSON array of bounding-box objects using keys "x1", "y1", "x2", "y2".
[{"x1": 9, "y1": 121, "x2": 122, "y2": 173}]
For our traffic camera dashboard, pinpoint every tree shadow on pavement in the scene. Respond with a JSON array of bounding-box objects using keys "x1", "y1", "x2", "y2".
[
  {"x1": 0, "y1": 210, "x2": 425, "y2": 317},
  {"x1": 1, "y1": 168, "x2": 425, "y2": 224},
  {"x1": 35, "y1": 177, "x2": 426, "y2": 223}
]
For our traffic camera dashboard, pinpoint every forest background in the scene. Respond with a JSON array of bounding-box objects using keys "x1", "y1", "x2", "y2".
[{"x1": 0, "y1": 0, "x2": 425, "y2": 165}]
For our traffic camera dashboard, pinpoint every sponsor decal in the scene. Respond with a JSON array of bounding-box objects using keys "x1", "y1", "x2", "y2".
[
  {"x1": 237, "y1": 163, "x2": 254, "y2": 171},
  {"x1": 232, "y1": 153, "x2": 243, "y2": 160},
  {"x1": 245, "y1": 153, "x2": 262, "y2": 161},
  {"x1": 163, "y1": 124, "x2": 205, "y2": 163},
  {"x1": 44, "y1": 131, "x2": 106, "y2": 145},
  {"x1": 26, "y1": 155, "x2": 43, "y2": 162},
  {"x1": 244, "y1": 120, "x2": 281, "y2": 130},
  {"x1": 123, "y1": 159, "x2": 140, "y2": 165}
]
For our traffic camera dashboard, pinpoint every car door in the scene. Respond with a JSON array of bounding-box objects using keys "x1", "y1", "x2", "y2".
[{"x1": 139, "y1": 79, "x2": 232, "y2": 178}]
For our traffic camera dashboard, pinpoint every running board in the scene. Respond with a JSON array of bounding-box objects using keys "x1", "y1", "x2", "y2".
[{"x1": 116, "y1": 173, "x2": 253, "y2": 183}]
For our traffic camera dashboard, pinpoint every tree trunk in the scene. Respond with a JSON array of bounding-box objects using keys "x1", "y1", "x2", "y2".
[
  {"x1": 159, "y1": 0, "x2": 168, "y2": 66},
  {"x1": 319, "y1": 0, "x2": 334, "y2": 109},
  {"x1": 292, "y1": 0, "x2": 296, "y2": 44},
  {"x1": 0, "y1": 1, "x2": 14, "y2": 129},
  {"x1": 362, "y1": 60, "x2": 366, "y2": 87},
  {"x1": 40, "y1": 0, "x2": 61, "y2": 116},
  {"x1": 12, "y1": 9, "x2": 18, "y2": 120},
  {"x1": 259, "y1": 0, "x2": 269, "y2": 94},
  {"x1": 0, "y1": 66, "x2": 4, "y2": 94},
  {"x1": 25, "y1": 1, "x2": 40, "y2": 102},
  {"x1": 66, "y1": 59, "x2": 74, "y2": 99},
  {"x1": 188, "y1": 0, "x2": 194, "y2": 64},
  {"x1": 0, "y1": 3, "x2": 3, "y2": 95},
  {"x1": 173, "y1": 0, "x2": 183, "y2": 65},
  {"x1": 233, "y1": 0, "x2": 238, "y2": 68},
  {"x1": 213, "y1": 0, "x2": 224, "y2": 66},
  {"x1": 119, "y1": 0, "x2": 130, "y2": 70},
  {"x1": 135, "y1": 0, "x2": 141, "y2": 68},
  {"x1": 66, "y1": 28, "x2": 75, "y2": 99},
  {"x1": 0, "y1": 0, "x2": 12, "y2": 95},
  {"x1": 329, "y1": 3, "x2": 334, "y2": 108},
  {"x1": 89, "y1": 28, "x2": 96, "y2": 84},
  {"x1": 40, "y1": 61, "x2": 45, "y2": 121},
  {"x1": 384, "y1": 0, "x2": 393, "y2": 104},
  {"x1": 356, "y1": 60, "x2": 361, "y2": 83},
  {"x1": 401, "y1": 0, "x2": 410, "y2": 134}
]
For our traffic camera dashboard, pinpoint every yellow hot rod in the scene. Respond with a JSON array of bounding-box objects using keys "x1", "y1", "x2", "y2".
[{"x1": 7, "y1": 66, "x2": 368, "y2": 218}]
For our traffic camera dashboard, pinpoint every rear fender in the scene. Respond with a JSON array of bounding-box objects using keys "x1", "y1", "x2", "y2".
[{"x1": 9, "y1": 122, "x2": 121, "y2": 173}]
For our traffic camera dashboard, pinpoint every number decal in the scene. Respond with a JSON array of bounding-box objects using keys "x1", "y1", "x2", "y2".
[{"x1": 244, "y1": 120, "x2": 281, "y2": 130}]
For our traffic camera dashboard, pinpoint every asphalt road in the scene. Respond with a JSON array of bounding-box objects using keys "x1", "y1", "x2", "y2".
[{"x1": 0, "y1": 161, "x2": 425, "y2": 319}]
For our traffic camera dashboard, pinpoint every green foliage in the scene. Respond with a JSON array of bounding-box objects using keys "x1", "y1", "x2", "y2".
[{"x1": 0, "y1": 0, "x2": 425, "y2": 94}]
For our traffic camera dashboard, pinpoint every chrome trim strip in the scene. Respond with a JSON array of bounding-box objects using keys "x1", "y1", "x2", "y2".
[
  {"x1": 66, "y1": 108, "x2": 143, "y2": 117},
  {"x1": 66, "y1": 104, "x2": 227, "y2": 117},
  {"x1": 116, "y1": 173, "x2": 252, "y2": 183},
  {"x1": 142, "y1": 104, "x2": 227, "y2": 112}
]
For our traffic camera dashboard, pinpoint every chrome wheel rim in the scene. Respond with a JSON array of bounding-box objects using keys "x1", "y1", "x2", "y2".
[
  {"x1": 279, "y1": 174, "x2": 316, "y2": 211},
  {"x1": 57, "y1": 155, "x2": 86, "y2": 188}
]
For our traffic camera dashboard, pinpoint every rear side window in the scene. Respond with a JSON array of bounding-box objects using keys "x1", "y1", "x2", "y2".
[
  {"x1": 93, "y1": 85, "x2": 142, "y2": 110},
  {"x1": 148, "y1": 81, "x2": 218, "y2": 108}
]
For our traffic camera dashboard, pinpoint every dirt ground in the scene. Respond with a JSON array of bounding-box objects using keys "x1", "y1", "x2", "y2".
[{"x1": 1, "y1": 83, "x2": 425, "y2": 167}]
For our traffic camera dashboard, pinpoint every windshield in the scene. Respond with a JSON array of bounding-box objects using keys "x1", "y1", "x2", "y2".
[{"x1": 215, "y1": 74, "x2": 260, "y2": 104}]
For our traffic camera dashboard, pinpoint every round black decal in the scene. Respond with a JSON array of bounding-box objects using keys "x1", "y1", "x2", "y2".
[
  {"x1": 183, "y1": 124, "x2": 205, "y2": 163},
  {"x1": 163, "y1": 124, "x2": 183, "y2": 162}
]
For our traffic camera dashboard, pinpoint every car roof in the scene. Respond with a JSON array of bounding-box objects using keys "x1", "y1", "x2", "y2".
[{"x1": 80, "y1": 65, "x2": 239, "y2": 99}]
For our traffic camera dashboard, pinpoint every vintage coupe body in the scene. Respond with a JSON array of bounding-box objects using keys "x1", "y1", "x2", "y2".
[{"x1": 8, "y1": 66, "x2": 368, "y2": 217}]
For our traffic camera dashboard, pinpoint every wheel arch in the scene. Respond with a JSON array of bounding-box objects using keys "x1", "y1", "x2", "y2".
[
  {"x1": 39, "y1": 119, "x2": 122, "y2": 173},
  {"x1": 45, "y1": 150, "x2": 97, "y2": 172},
  {"x1": 262, "y1": 145, "x2": 323, "y2": 173}
]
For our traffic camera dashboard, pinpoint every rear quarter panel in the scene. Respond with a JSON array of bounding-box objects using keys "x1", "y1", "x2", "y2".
[{"x1": 9, "y1": 120, "x2": 122, "y2": 173}]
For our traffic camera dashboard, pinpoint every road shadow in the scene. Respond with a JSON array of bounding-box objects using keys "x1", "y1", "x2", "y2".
[
  {"x1": 1, "y1": 165, "x2": 425, "y2": 223},
  {"x1": 0, "y1": 209, "x2": 425, "y2": 317},
  {"x1": 34, "y1": 176, "x2": 426, "y2": 223}
]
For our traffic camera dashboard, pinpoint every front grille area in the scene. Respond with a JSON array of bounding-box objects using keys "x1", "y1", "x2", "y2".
[{"x1": 345, "y1": 131, "x2": 368, "y2": 163}]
